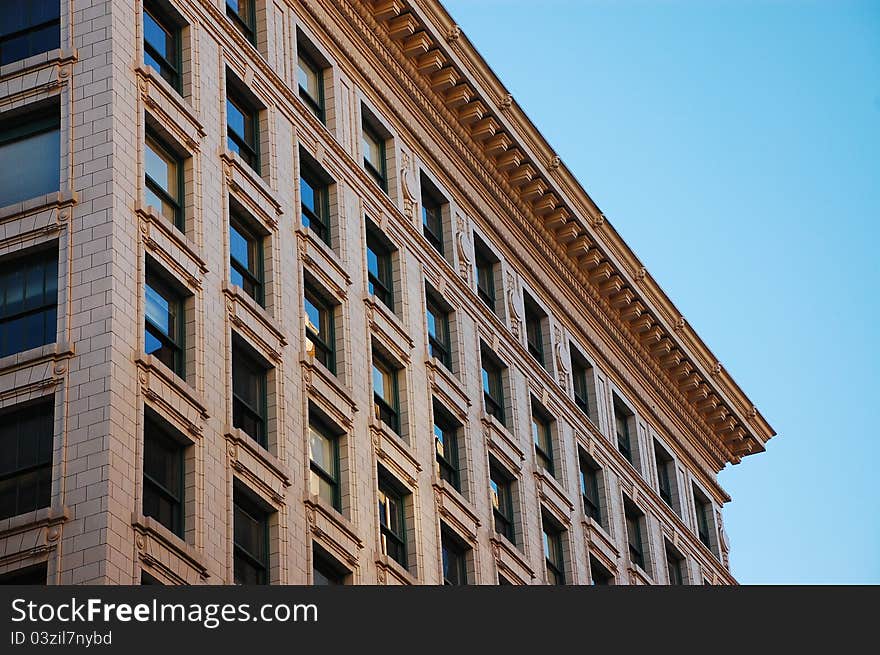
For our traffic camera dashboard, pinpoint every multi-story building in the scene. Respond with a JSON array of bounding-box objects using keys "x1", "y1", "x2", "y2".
[{"x1": 0, "y1": 0, "x2": 775, "y2": 586}]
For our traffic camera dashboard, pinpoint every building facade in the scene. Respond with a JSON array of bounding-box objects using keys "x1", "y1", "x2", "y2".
[{"x1": 0, "y1": 0, "x2": 775, "y2": 586}]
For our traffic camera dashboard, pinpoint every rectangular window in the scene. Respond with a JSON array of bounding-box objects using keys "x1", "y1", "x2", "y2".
[
  {"x1": 0, "y1": 400, "x2": 53, "y2": 521},
  {"x1": 362, "y1": 121, "x2": 387, "y2": 192},
  {"x1": 473, "y1": 237, "x2": 497, "y2": 312},
  {"x1": 143, "y1": 2, "x2": 181, "y2": 92},
  {"x1": 232, "y1": 338, "x2": 267, "y2": 448},
  {"x1": 372, "y1": 355, "x2": 400, "y2": 435},
  {"x1": 542, "y1": 518, "x2": 565, "y2": 585},
  {"x1": 225, "y1": 0, "x2": 256, "y2": 45},
  {"x1": 233, "y1": 487, "x2": 269, "y2": 585},
  {"x1": 0, "y1": 104, "x2": 60, "y2": 208},
  {"x1": 297, "y1": 50, "x2": 325, "y2": 123},
  {"x1": 144, "y1": 268, "x2": 185, "y2": 378},
  {"x1": 655, "y1": 442, "x2": 674, "y2": 509},
  {"x1": 481, "y1": 348, "x2": 506, "y2": 426},
  {"x1": 489, "y1": 464, "x2": 515, "y2": 544},
  {"x1": 366, "y1": 228, "x2": 394, "y2": 310},
  {"x1": 425, "y1": 292, "x2": 451, "y2": 369},
  {"x1": 378, "y1": 476, "x2": 407, "y2": 568},
  {"x1": 304, "y1": 286, "x2": 335, "y2": 374},
  {"x1": 579, "y1": 453, "x2": 602, "y2": 525},
  {"x1": 523, "y1": 293, "x2": 546, "y2": 366},
  {"x1": 299, "y1": 160, "x2": 331, "y2": 245},
  {"x1": 145, "y1": 132, "x2": 184, "y2": 229},
  {"x1": 0, "y1": 247, "x2": 57, "y2": 358},
  {"x1": 313, "y1": 546, "x2": 347, "y2": 585},
  {"x1": 571, "y1": 347, "x2": 593, "y2": 418},
  {"x1": 441, "y1": 530, "x2": 468, "y2": 585},
  {"x1": 624, "y1": 500, "x2": 646, "y2": 571},
  {"x1": 0, "y1": 562, "x2": 48, "y2": 585},
  {"x1": 226, "y1": 89, "x2": 259, "y2": 172},
  {"x1": 693, "y1": 485, "x2": 714, "y2": 551},
  {"x1": 229, "y1": 213, "x2": 264, "y2": 306},
  {"x1": 142, "y1": 413, "x2": 184, "y2": 538},
  {"x1": 433, "y1": 403, "x2": 460, "y2": 491},
  {"x1": 0, "y1": 0, "x2": 60, "y2": 66},
  {"x1": 589, "y1": 556, "x2": 613, "y2": 585},
  {"x1": 666, "y1": 542, "x2": 684, "y2": 585},
  {"x1": 531, "y1": 405, "x2": 554, "y2": 476},
  {"x1": 420, "y1": 176, "x2": 445, "y2": 255},
  {"x1": 614, "y1": 401, "x2": 634, "y2": 465},
  {"x1": 308, "y1": 416, "x2": 340, "y2": 511}
]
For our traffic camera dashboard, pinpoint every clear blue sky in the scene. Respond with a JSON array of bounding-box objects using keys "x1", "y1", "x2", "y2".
[{"x1": 443, "y1": 0, "x2": 880, "y2": 584}]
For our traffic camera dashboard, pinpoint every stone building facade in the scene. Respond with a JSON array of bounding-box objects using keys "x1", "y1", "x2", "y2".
[{"x1": 0, "y1": 0, "x2": 774, "y2": 585}]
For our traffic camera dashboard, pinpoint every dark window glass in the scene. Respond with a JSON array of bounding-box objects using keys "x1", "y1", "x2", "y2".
[
  {"x1": 232, "y1": 341, "x2": 267, "y2": 448},
  {"x1": 524, "y1": 296, "x2": 545, "y2": 366},
  {"x1": 362, "y1": 121, "x2": 387, "y2": 192},
  {"x1": 308, "y1": 417, "x2": 339, "y2": 511},
  {"x1": 666, "y1": 545, "x2": 684, "y2": 585},
  {"x1": 0, "y1": 562, "x2": 47, "y2": 585},
  {"x1": 304, "y1": 287, "x2": 335, "y2": 374},
  {"x1": 0, "y1": 248, "x2": 57, "y2": 358},
  {"x1": 378, "y1": 478, "x2": 406, "y2": 568},
  {"x1": 0, "y1": 0, "x2": 60, "y2": 66},
  {"x1": 233, "y1": 488, "x2": 269, "y2": 585},
  {"x1": 579, "y1": 455, "x2": 602, "y2": 524},
  {"x1": 225, "y1": 0, "x2": 255, "y2": 45},
  {"x1": 226, "y1": 90, "x2": 259, "y2": 172},
  {"x1": 655, "y1": 445, "x2": 674, "y2": 508},
  {"x1": 372, "y1": 355, "x2": 399, "y2": 434},
  {"x1": 144, "y1": 133, "x2": 184, "y2": 229},
  {"x1": 141, "y1": 571, "x2": 163, "y2": 585},
  {"x1": 433, "y1": 408, "x2": 459, "y2": 490},
  {"x1": 532, "y1": 409, "x2": 554, "y2": 476},
  {"x1": 299, "y1": 164, "x2": 330, "y2": 245},
  {"x1": 426, "y1": 295, "x2": 451, "y2": 369},
  {"x1": 441, "y1": 532, "x2": 468, "y2": 585},
  {"x1": 142, "y1": 414, "x2": 184, "y2": 538},
  {"x1": 542, "y1": 520, "x2": 565, "y2": 585},
  {"x1": 694, "y1": 487, "x2": 713, "y2": 550},
  {"x1": 0, "y1": 400, "x2": 53, "y2": 521},
  {"x1": 625, "y1": 502, "x2": 646, "y2": 571},
  {"x1": 144, "y1": 270, "x2": 185, "y2": 378},
  {"x1": 489, "y1": 466, "x2": 514, "y2": 544},
  {"x1": 481, "y1": 351, "x2": 505, "y2": 426},
  {"x1": 615, "y1": 404, "x2": 633, "y2": 464},
  {"x1": 0, "y1": 106, "x2": 59, "y2": 207},
  {"x1": 143, "y1": 3, "x2": 180, "y2": 92},
  {"x1": 421, "y1": 189, "x2": 444, "y2": 254},
  {"x1": 297, "y1": 51, "x2": 325, "y2": 123},
  {"x1": 474, "y1": 244, "x2": 496, "y2": 311},
  {"x1": 313, "y1": 550, "x2": 346, "y2": 585},
  {"x1": 589, "y1": 556, "x2": 613, "y2": 585},
  {"x1": 229, "y1": 214, "x2": 264, "y2": 305},
  {"x1": 366, "y1": 230, "x2": 394, "y2": 310},
  {"x1": 571, "y1": 349, "x2": 592, "y2": 417}
]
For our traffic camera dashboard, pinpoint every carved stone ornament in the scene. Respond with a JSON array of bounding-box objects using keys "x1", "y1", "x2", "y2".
[
  {"x1": 554, "y1": 326, "x2": 568, "y2": 389},
  {"x1": 455, "y1": 215, "x2": 472, "y2": 285},
  {"x1": 399, "y1": 152, "x2": 416, "y2": 221},
  {"x1": 506, "y1": 271, "x2": 521, "y2": 339},
  {"x1": 446, "y1": 25, "x2": 461, "y2": 42},
  {"x1": 548, "y1": 156, "x2": 561, "y2": 170},
  {"x1": 499, "y1": 94, "x2": 513, "y2": 110}
]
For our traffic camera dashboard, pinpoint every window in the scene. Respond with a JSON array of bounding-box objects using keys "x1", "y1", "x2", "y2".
[
  {"x1": 372, "y1": 354, "x2": 399, "y2": 435},
  {"x1": 432, "y1": 402, "x2": 460, "y2": 490},
  {"x1": 523, "y1": 293, "x2": 546, "y2": 366},
  {"x1": 589, "y1": 556, "x2": 613, "y2": 585},
  {"x1": 377, "y1": 474, "x2": 407, "y2": 568},
  {"x1": 308, "y1": 416, "x2": 339, "y2": 511},
  {"x1": 229, "y1": 212, "x2": 264, "y2": 306},
  {"x1": 0, "y1": 400, "x2": 53, "y2": 521},
  {"x1": 225, "y1": 0, "x2": 255, "y2": 45},
  {"x1": 0, "y1": 562, "x2": 47, "y2": 585},
  {"x1": 425, "y1": 291, "x2": 451, "y2": 369},
  {"x1": 665, "y1": 542, "x2": 684, "y2": 585},
  {"x1": 297, "y1": 50, "x2": 325, "y2": 122},
  {"x1": 441, "y1": 530, "x2": 468, "y2": 585},
  {"x1": 614, "y1": 400, "x2": 634, "y2": 465},
  {"x1": 233, "y1": 486, "x2": 269, "y2": 585},
  {"x1": 362, "y1": 120, "x2": 387, "y2": 192},
  {"x1": 141, "y1": 571, "x2": 162, "y2": 585},
  {"x1": 313, "y1": 546, "x2": 347, "y2": 585},
  {"x1": 299, "y1": 156, "x2": 331, "y2": 245},
  {"x1": 693, "y1": 485, "x2": 714, "y2": 551},
  {"x1": 480, "y1": 347, "x2": 505, "y2": 426},
  {"x1": 304, "y1": 286, "x2": 335, "y2": 374},
  {"x1": 571, "y1": 346, "x2": 593, "y2": 418},
  {"x1": 531, "y1": 405, "x2": 554, "y2": 476},
  {"x1": 366, "y1": 228, "x2": 394, "y2": 310},
  {"x1": 143, "y1": 2, "x2": 181, "y2": 92},
  {"x1": 0, "y1": 247, "x2": 57, "y2": 358},
  {"x1": 542, "y1": 517, "x2": 565, "y2": 585},
  {"x1": 145, "y1": 131, "x2": 184, "y2": 229},
  {"x1": 473, "y1": 236, "x2": 497, "y2": 312},
  {"x1": 226, "y1": 88, "x2": 259, "y2": 172},
  {"x1": 0, "y1": 103, "x2": 59, "y2": 208},
  {"x1": 0, "y1": 0, "x2": 59, "y2": 66},
  {"x1": 420, "y1": 175, "x2": 445, "y2": 255},
  {"x1": 624, "y1": 499, "x2": 647, "y2": 571},
  {"x1": 232, "y1": 337, "x2": 267, "y2": 448},
  {"x1": 655, "y1": 442, "x2": 675, "y2": 509},
  {"x1": 489, "y1": 464, "x2": 515, "y2": 544},
  {"x1": 144, "y1": 268, "x2": 185, "y2": 378},
  {"x1": 579, "y1": 452, "x2": 602, "y2": 525},
  {"x1": 142, "y1": 412, "x2": 185, "y2": 538}
]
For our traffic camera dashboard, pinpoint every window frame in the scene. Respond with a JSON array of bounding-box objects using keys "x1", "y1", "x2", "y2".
[
  {"x1": 304, "y1": 285, "x2": 336, "y2": 375},
  {"x1": 489, "y1": 464, "x2": 515, "y2": 544},
  {"x1": 542, "y1": 519, "x2": 565, "y2": 585},
  {"x1": 299, "y1": 161, "x2": 331, "y2": 246},
  {"x1": 362, "y1": 121, "x2": 387, "y2": 192},
  {"x1": 0, "y1": 0, "x2": 60, "y2": 66},
  {"x1": 625, "y1": 501, "x2": 646, "y2": 571},
  {"x1": 421, "y1": 185, "x2": 444, "y2": 255},
  {"x1": 228, "y1": 212, "x2": 265, "y2": 306},
  {"x1": 144, "y1": 268, "x2": 186, "y2": 379},
  {"x1": 232, "y1": 487, "x2": 270, "y2": 585},
  {"x1": 0, "y1": 247, "x2": 58, "y2": 359},
  {"x1": 366, "y1": 229, "x2": 394, "y2": 310},
  {"x1": 481, "y1": 350, "x2": 506, "y2": 426},
  {"x1": 571, "y1": 347, "x2": 593, "y2": 418},
  {"x1": 0, "y1": 104, "x2": 60, "y2": 208},
  {"x1": 0, "y1": 399, "x2": 53, "y2": 521},
  {"x1": 231, "y1": 340, "x2": 268, "y2": 449},
  {"x1": 143, "y1": 1, "x2": 182, "y2": 93},
  {"x1": 142, "y1": 414, "x2": 185, "y2": 538},
  {"x1": 308, "y1": 416, "x2": 341, "y2": 512},
  {"x1": 432, "y1": 406, "x2": 460, "y2": 491},
  {"x1": 297, "y1": 49, "x2": 325, "y2": 123},
  {"x1": 441, "y1": 530, "x2": 468, "y2": 585},
  {"x1": 145, "y1": 130, "x2": 185, "y2": 231},
  {"x1": 614, "y1": 401, "x2": 634, "y2": 465},
  {"x1": 693, "y1": 486, "x2": 714, "y2": 551},
  {"x1": 372, "y1": 354, "x2": 400, "y2": 435},
  {"x1": 531, "y1": 407, "x2": 555, "y2": 476},
  {"x1": 655, "y1": 444, "x2": 675, "y2": 509},
  {"x1": 225, "y1": 0, "x2": 256, "y2": 46},
  {"x1": 523, "y1": 294, "x2": 546, "y2": 366},
  {"x1": 226, "y1": 88, "x2": 260, "y2": 173},
  {"x1": 474, "y1": 244, "x2": 496, "y2": 311},
  {"x1": 666, "y1": 543, "x2": 684, "y2": 585},
  {"x1": 425, "y1": 293, "x2": 452, "y2": 370},
  {"x1": 377, "y1": 477, "x2": 407, "y2": 568},
  {"x1": 579, "y1": 453, "x2": 603, "y2": 525}
]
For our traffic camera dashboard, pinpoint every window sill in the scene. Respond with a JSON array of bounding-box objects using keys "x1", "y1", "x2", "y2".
[
  {"x1": 297, "y1": 227, "x2": 351, "y2": 300},
  {"x1": 135, "y1": 64, "x2": 204, "y2": 140},
  {"x1": 303, "y1": 495, "x2": 362, "y2": 570},
  {"x1": 223, "y1": 282, "x2": 287, "y2": 359},
  {"x1": 482, "y1": 412, "x2": 524, "y2": 473},
  {"x1": 375, "y1": 552, "x2": 417, "y2": 585},
  {"x1": 0, "y1": 47, "x2": 77, "y2": 81},
  {"x1": 582, "y1": 516, "x2": 619, "y2": 561},
  {"x1": 364, "y1": 294, "x2": 413, "y2": 363},
  {"x1": 0, "y1": 340, "x2": 74, "y2": 376},
  {"x1": 0, "y1": 190, "x2": 77, "y2": 224},
  {"x1": 425, "y1": 357, "x2": 470, "y2": 420},
  {"x1": 224, "y1": 427, "x2": 291, "y2": 499},
  {"x1": 136, "y1": 204, "x2": 206, "y2": 280},
  {"x1": 433, "y1": 480, "x2": 479, "y2": 543},
  {"x1": 131, "y1": 513, "x2": 209, "y2": 583},
  {"x1": 533, "y1": 468, "x2": 574, "y2": 523},
  {"x1": 369, "y1": 419, "x2": 420, "y2": 490},
  {"x1": 135, "y1": 354, "x2": 208, "y2": 434},
  {"x1": 0, "y1": 505, "x2": 69, "y2": 539},
  {"x1": 489, "y1": 533, "x2": 534, "y2": 584},
  {"x1": 301, "y1": 356, "x2": 356, "y2": 430},
  {"x1": 221, "y1": 150, "x2": 281, "y2": 229}
]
